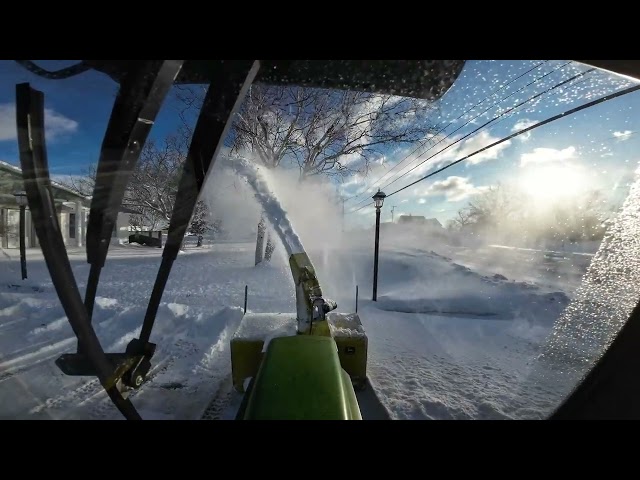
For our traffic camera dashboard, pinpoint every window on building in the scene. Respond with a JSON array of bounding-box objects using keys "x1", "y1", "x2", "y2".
[{"x1": 69, "y1": 213, "x2": 76, "y2": 239}]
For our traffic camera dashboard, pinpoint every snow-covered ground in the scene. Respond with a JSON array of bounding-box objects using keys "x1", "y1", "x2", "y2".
[
  {"x1": 0, "y1": 231, "x2": 590, "y2": 420},
  {"x1": 3, "y1": 161, "x2": 634, "y2": 421}
]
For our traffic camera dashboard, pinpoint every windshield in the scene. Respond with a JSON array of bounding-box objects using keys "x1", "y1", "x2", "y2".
[{"x1": 0, "y1": 59, "x2": 638, "y2": 420}]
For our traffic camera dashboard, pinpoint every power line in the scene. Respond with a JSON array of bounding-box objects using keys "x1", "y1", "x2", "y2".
[
  {"x1": 375, "y1": 62, "x2": 568, "y2": 191},
  {"x1": 379, "y1": 67, "x2": 594, "y2": 193},
  {"x1": 477, "y1": 74, "x2": 595, "y2": 134},
  {"x1": 347, "y1": 61, "x2": 575, "y2": 209},
  {"x1": 347, "y1": 90, "x2": 640, "y2": 218},
  {"x1": 350, "y1": 201, "x2": 374, "y2": 213},
  {"x1": 344, "y1": 60, "x2": 551, "y2": 204},
  {"x1": 385, "y1": 82, "x2": 640, "y2": 199},
  {"x1": 346, "y1": 60, "x2": 559, "y2": 206}
]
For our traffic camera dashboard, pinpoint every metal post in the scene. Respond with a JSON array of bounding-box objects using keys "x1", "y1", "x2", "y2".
[
  {"x1": 372, "y1": 207, "x2": 381, "y2": 301},
  {"x1": 356, "y1": 285, "x2": 359, "y2": 313},
  {"x1": 244, "y1": 285, "x2": 248, "y2": 313},
  {"x1": 19, "y1": 205, "x2": 27, "y2": 280}
]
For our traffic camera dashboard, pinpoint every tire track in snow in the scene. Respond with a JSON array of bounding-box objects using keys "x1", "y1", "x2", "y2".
[
  {"x1": 101, "y1": 307, "x2": 246, "y2": 420},
  {"x1": 0, "y1": 337, "x2": 76, "y2": 383},
  {"x1": 196, "y1": 311, "x2": 247, "y2": 420},
  {"x1": 29, "y1": 339, "x2": 198, "y2": 418},
  {"x1": 200, "y1": 373, "x2": 235, "y2": 420},
  {"x1": 76, "y1": 339, "x2": 200, "y2": 420}
]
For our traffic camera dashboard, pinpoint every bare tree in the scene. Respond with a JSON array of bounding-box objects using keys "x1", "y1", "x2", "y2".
[
  {"x1": 549, "y1": 190, "x2": 608, "y2": 243},
  {"x1": 123, "y1": 133, "x2": 187, "y2": 228},
  {"x1": 60, "y1": 132, "x2": 189, "y2": 231},
  {"x1": 176, "y1": 83, "x2": 438, "y2": 263},
  {"x1": 189, "y1": 200, "x2": 211, "y2": 247},
  {"x1": 264, "y1": 233, "x2": 276, "y2": 262},
  {"x1": 451, "y1": 183, "x2": 610, "y2": 245},
  {"x1": 177, "y1": 83, "x2": 438, "y2": 181},
  {"x1": 254, "y1": 217, "x2": 265, "y2": 265},
  {"x1": 447, "y1": 208, "x2": 475, "y2": 231},
  {"x1": 464, "y1": 183, "x2": 520, "y2": 232},
  {"x1": 65, "y1": 164, "x2": 97, "y2": 197}
]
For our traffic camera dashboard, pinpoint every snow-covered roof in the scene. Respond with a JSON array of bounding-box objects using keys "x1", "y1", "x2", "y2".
[{"x1": 0, "y1": 160, "x2": 91, "y2": 201}]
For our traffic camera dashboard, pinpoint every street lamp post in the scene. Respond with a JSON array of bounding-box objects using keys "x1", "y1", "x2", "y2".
[
  {"x1": 372, "y1": 189, "x2": 386, "y2": 301},
  {"x1": 13, "y1": 191, "x2": 28, "y2": 280}
]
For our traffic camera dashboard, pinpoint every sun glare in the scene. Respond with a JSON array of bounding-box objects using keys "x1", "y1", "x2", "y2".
[{"x1": 517, "y1": 164, "x2": 590, "y2": 206}]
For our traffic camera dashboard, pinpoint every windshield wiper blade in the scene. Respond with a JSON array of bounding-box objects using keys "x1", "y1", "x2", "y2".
[
  {"x1": 83, "y1": 60, "x2": 184, "y2": 334},
  {"x1": 137, "y1": 60, "x2": 261, "y2": 346},
  {"x1": 16, "y1": 83, "x2": 142, "y2": 420}
]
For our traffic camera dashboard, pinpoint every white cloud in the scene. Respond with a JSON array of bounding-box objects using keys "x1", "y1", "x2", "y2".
[
  {"x1": 375, "y1": 129, "x2": 512, "y2": 186},
  {"x1": 337, "y1": 157, "x2": 398, "y2": 199},
  {"x1": 520, "y1": 146, "x2": 576, "y2": 167},
  {"x1": 613, "y1": 130, "x2": 633, "y2": 141},
  {"x1": 511, "y1": 118, "x2": 537, "y2": 142},
  {"x1": 422, "y1": 175, "x2": 490, "y2": 202},
  {"x1": 0, "y1": 103, "x2": 78, "y2": 142},
  {"x1": 418, "y1": 198, "x2": 426, "y2": 204},
  {"x1": 453, "y1": 130, "x2": 512, "y2": 165},
  {"x1": 338, "y1": 128, "x2": 514, "y2": 203},
  {"x1": 513, "y1": 119, "x2": 537, "y2": 130}
]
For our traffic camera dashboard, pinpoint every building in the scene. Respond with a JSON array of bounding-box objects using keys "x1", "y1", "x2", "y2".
[
  {"x1": 397, "y1": 214, "x2": 443, "y2": 229},
  {"x1": 0, "y1": 160, "x2": 132, "y2": 249}
]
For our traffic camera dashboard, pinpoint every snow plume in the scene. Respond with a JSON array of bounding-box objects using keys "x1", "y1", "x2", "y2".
[
  {"x1": 254, "y1": 168, "x2": 345, "y2": 254},
  {"x1": 227, "y1": 158, "x2": 305, "y2": 256},
  {"x1": 195, "y1": 166, "x2": 262, "y2": 242},
  {"x1": 209, "y1": 153, "x2": 346, "y2": 253}
]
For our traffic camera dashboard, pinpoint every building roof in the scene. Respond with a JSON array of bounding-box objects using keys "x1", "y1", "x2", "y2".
[
  {"x1": 398, "y1": 214, "x2": 426, "y2": 222},
  {"x1": 397, "y1": 214, "x2": 443, "y2": 228},
  {"x1": 0, "y1": 160, "x2": 90, "y2": 201},
  {"x1": 0, "y1": 160, "x2": 140, "y2": 216},
  {"x1": 119, "y1": 206, "x2": 144, "y2": 215}
]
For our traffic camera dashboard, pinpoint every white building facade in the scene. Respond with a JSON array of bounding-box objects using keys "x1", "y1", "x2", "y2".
[{"x1": 0, "y1": 160, "x2": 130, "y2": 249}]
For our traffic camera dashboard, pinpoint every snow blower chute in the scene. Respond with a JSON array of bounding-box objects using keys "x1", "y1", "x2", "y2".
[{"x1": 227, "y1": 159, "x2": 368, "y2": 420}]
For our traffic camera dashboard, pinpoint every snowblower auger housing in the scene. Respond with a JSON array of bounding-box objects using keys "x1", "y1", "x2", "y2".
[
  {"x1": 230, "y1": 250, "x2": 368, "y2": 419},
  {"x1": 230, "y1": 310, "x2": 368, "y2": 393}
]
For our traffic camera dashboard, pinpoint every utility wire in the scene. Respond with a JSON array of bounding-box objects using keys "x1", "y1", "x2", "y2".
[
  {"x1": 347, "y1": 83, "x2": 639, "y2": 215},
  {"x1": 345, "y1": 69, "x2": 581, "y2": 214},
  {"x1": 446, "y1": 73, "x2": 595, "y2": 144},
  {"x1": 348, "y1": 61, "x2": 576, "y2": 209},
  {"x1": 379, "y1": 67, "x2": 595, "y2": 192},
  {"x1": 344, "y1": 60, "x2": 550, "y2": 203},
  {"x1": 372, "y1": 62, "x2": 559, "y2": 192},
  {"x1": 385, "y1": 82, "x2": 640, "y2": 198}
]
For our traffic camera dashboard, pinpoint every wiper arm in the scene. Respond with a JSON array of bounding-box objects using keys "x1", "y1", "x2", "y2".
[
  {"x1": 16, "y1": 83, "x2": 142, "y2": 420},
  {"x1": 137, "y1": 61, "x2": 260, "y2": 346},
  {"x1": 83, "y1": 60, "x2": 184, "y2": 331}
]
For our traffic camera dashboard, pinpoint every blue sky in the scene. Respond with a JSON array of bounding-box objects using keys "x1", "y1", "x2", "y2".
[
  {"x1": 339, "y1": 60, "x2": 640, "y2": 226},
  {"x1": 1, "y1": 60, "x2": 639, "y2": 228},
  {"x1": 0, "y1": 60, "x2": 186, "y2": 173}
]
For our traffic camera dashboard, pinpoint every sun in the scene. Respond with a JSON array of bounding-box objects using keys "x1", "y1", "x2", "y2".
[{"x1": 516, "y1": 164, "x2": 591, "y2": 207}]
